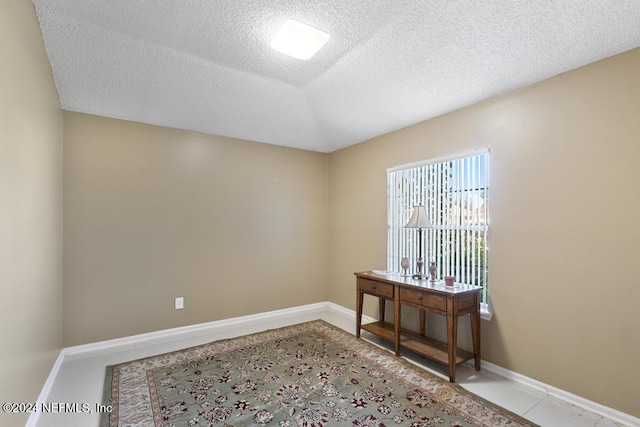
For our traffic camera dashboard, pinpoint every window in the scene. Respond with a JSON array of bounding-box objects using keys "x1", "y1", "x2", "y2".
[{"x1": 387, "y1": 150, "x2": 489, "y2": 308}]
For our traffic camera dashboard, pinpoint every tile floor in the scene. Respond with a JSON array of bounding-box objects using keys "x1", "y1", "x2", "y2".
[
  {"x1": 32, "y1": 319, "x2": 634, "y2": 427},
  {"x1": 360, "y1": 332, "x2": 632, "y2": 427}
]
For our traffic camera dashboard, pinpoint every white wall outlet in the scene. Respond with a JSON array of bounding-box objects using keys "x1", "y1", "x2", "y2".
[{"x1": 174, "y1": 297, "x2": 184, "y2": 310}]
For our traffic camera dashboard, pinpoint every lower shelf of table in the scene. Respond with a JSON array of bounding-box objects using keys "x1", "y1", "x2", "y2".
[{"x1": 360, "y1": 320, "x2": 475, "y2": 366}]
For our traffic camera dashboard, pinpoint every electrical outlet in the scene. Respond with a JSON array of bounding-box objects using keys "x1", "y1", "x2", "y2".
[{"x1": 175, "y1": 297, "x2": 184, "y2": 310}]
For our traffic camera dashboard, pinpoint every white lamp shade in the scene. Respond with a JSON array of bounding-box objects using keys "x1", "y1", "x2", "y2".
[{"x1": 404, "y1": 206, "x2": 433, "y2": 229}]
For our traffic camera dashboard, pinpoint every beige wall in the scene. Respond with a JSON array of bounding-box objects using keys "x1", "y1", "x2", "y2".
[
  {"x1": 63, "y1": 112, "x2": 329, "y2": 345},
  {"x1": 328, "y1": 48, "x2": 640, "y2": 417},
  {"x1": 0, "y1": 0, "x2": 63, "y2": 425}
]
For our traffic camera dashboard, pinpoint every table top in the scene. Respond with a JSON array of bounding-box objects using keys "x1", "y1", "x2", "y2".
[{"x1": 355, "y1": 270, "x2": 483, "y2": 295}]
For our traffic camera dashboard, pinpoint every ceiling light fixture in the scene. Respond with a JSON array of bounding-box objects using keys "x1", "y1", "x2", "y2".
[{"x1": 271, "y1": 19, "x2": 329, "y2": 60}]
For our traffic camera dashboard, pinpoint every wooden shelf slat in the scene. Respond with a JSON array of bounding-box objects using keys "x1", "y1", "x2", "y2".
[
  {"x1": 399, "y1": 328, "x2": 474, "y2": 365},
  {"x1": 361, "y1": 321, "x2": 395, "y2": 343},
  {"x1": 360, "y1": 321, "x2": 474, "y2": 366}
]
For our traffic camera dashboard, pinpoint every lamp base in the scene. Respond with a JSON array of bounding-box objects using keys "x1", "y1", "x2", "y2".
[{"x1": 413, "y1": 257, "x2": 425, "y2": 280}]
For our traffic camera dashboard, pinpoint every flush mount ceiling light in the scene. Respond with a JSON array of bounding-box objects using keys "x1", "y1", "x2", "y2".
[{"x1": 271, "y1": 19, "x2": 330, "y2": 60}]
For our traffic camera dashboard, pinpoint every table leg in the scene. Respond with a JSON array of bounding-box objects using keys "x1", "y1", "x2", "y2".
[
  {"x1": 379, "y1": 298, "x2": 386, "y2": 322},
  {"x1": 470, "y1": 309, "x2": 481, "y2": 371},
  {"x1": 419, "y1": 309, "x2": 425, "y2": 336},
  {"x1": 356, "y1": 290, "x2": 363, "y2": 338},
  {"x1": 446, "y1": 310, "x2": 458, "y2": 382},
  {"x1": 394, "y1": 292, "x2": 401, "y2": 356}
]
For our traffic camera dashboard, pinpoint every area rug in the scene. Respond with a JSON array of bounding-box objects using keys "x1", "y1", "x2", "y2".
[{"x1": 101, "y1": 320, "x2": 536, "y2": 426}]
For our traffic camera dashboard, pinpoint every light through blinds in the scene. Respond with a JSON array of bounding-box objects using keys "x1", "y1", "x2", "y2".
[{"x1": 387, "y1": 151, "x2": 489, "y2": 305}]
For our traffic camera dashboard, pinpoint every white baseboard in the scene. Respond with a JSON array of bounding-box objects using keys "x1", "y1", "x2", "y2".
[
  {"x1": 26, "y1": 351, "x2": 66, "y2": 427},
  {"x1": 58, "y1": 301, "x2": 376, "y2": 362},
  {"x1": 28, "y1": 302, "x2": 637, "y2": 427},
  {"x1": 62, "y1": 301, "x2": 330, "y2": 360}
]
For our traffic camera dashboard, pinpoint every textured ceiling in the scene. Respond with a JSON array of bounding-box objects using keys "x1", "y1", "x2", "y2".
[{"x1": 33, "y1": 0, "x2": 640, "y2": 153}]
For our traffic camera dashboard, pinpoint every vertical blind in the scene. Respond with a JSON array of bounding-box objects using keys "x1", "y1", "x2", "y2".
[{"x1": 387, "y1": 151, "x2": 489, "y2": 305}]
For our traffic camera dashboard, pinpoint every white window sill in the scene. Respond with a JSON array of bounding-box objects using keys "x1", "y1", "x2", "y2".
[{"x1": 480, "y1": 304, "x2": 492, "y2": 321}]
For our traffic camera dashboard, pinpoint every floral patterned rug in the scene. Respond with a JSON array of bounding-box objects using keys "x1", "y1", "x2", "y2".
[{"x1": 101, "y1": 320, "x2": 536, "y2": 426}]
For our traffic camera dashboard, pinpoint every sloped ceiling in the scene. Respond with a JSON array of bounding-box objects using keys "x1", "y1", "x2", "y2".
[{"x1": 33, "y1": 0, "x2": 640, "y2": 153}]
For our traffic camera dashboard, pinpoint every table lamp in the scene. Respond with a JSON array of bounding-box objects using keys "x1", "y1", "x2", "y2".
[{"x1": 404, "y1": 206, "x2": 433, "y2": 279}]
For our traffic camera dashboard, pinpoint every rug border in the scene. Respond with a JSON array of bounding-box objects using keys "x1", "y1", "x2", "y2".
[
  {"x1": 102, "y1": 319, "x2": 538, "y2": 427},
  {"x1": 99, "y1": 363, "x2": 114, "y2": 427}
]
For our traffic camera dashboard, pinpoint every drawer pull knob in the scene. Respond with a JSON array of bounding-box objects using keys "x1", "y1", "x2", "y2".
[
  {"x1": 418, "y1": 296, "x2": 423, "y2": 301},
  {"x1": 372, "y1": 285, "x2": 377, "y2": 289}
]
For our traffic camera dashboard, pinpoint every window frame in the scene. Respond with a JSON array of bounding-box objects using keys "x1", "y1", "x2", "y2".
[{"x1": 387, "y1": 149, "x2": 491, "y2": 315}]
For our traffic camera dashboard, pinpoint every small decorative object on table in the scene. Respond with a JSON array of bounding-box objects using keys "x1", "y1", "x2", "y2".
[
  {"x1": 400, "y1": 257, "x2": 410, "y2": 277},
  {"x1": 404, "y1": 206, "x2": 433, "y2": 279},
  {"x1": 429, "y1": 261, "x2": 437, "y2": 282},
  {"x1": 416, "y1": 258, "x2": 425, "y2": 278},
  {"x1": 444, "y1": 276, "x2": 454, "y2": 286}
]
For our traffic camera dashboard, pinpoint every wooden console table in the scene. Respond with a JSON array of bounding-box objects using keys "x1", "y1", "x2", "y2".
[{"x1": 355, "y1": 271, "x2": 482, "y2": 382}]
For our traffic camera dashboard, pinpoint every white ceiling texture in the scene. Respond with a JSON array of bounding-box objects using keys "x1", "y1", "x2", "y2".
[{"x1": 33, "y1": 1, "x2": 640, "y2": 153}]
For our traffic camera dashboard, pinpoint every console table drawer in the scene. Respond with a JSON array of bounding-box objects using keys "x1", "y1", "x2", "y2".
[
  {"x1": 358, "y1": 278, "x2": 394, "y2": 299},
  {"x1": 457, "y1": 293, "x2": 477, "y2": 311},
  {"x1": 399, "y1": 287, "x2": 446, "y2": 311}
]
